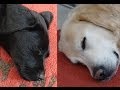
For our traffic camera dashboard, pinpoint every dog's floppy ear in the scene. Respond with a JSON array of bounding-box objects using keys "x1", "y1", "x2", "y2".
[{"x1": 40, "y1": 11, "x2": 53, "y2": 29}]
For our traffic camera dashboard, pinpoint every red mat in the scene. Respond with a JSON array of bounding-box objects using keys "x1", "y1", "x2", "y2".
[
  {"x1": 57, "y1": 30, "x2": 120, "y2": 87},
  {"x1": 0, "y1": 4, "x2": 57, "y2": 87}
]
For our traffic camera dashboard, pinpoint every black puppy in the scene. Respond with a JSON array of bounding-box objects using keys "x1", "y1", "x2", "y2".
[{"x1": 0, "y1": 4, "x2": 53, "y2": 81}]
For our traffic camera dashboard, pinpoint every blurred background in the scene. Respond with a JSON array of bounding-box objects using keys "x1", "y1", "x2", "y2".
[{"x1": 58, "y1": 4, "x2": 76, "y2": 29}]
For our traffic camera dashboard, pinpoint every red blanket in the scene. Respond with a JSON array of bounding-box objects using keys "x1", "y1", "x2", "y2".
[{"x1": 0, "y1": 4, "x2": 57, "y2": 87}]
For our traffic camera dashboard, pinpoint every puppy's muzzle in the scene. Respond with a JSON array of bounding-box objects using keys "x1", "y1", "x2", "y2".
[
  {"x1": 93, "y1": 66, "x2": 114, "y2": 81},
  {"x1": 38, "y1": 71, "x2": 45, "y2": 80}
]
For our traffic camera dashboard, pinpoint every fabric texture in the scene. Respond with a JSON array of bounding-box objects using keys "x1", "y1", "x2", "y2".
[{"x1": 0, "y1": 4, "x2": 57, "y2": 87}]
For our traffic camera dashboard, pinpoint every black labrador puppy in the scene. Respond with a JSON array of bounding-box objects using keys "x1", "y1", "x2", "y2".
[{"x1": 0, "y1": 4, "x2": 53, "y2": 81}]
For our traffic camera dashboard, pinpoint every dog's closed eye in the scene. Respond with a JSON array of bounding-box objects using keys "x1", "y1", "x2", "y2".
[
  {"x1": 113, "y1": 51, "x2": 119, "y2": 59},
  {"x1": 81, "y1": 37, "x2": 86, "y2": 50},
  {"x1": 38, "y1": 48, "x2": 43, "y2": 56},
  {"x1": 33, "y1": 48, "x2": 43, "y2": 57}
]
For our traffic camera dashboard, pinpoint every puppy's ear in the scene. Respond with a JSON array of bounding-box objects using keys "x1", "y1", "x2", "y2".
[{"x1": 40, "y1": 11, "x2": 53, "y2": 29}]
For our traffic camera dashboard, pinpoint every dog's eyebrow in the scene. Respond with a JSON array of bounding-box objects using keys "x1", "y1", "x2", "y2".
[{"x1": 113, "y1": 51, "x2": 119, "y2": 59}]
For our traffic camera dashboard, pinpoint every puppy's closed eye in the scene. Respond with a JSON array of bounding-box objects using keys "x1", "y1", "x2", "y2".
[
  {"x1": 38, "y1": 48, "x2": 43, "y2": 56},
  {"x1": 81, "y1": 37, "x2": 86, "y2": 50},
  {"x1": 33, "y1": 48, "x2": 43, "y2": 59}
]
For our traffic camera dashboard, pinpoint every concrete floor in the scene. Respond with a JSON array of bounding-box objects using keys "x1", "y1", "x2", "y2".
[{"x1": 58, "y1": 4, "x2": 73, "y2": 29}]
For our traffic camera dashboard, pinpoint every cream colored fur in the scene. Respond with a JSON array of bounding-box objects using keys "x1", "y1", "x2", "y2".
[{"x1": 59, "y1": 4, "x2": 120, "y2": 80}]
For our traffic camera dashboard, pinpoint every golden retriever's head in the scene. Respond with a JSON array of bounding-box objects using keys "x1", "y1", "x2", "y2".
[{"x1": 59, "y1": 21, "x2": 120, "y2": 81}]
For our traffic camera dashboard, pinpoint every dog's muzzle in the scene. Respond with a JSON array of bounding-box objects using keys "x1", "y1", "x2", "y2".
[{"x1": 93, "y1": 66, "x2": 114, "y2": 81}]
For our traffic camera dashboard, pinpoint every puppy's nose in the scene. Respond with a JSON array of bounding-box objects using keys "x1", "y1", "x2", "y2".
[
  {"x1": 38, "y1": 71, "x2": 45, "y2": 80},
  {"x1": 93, "y1": 66, "x2": 113, "y2": 81}
]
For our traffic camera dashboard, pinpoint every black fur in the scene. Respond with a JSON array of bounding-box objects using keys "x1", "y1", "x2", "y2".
[{"x1": 0, "y1": 4, "x2": 53, "y2": 81}]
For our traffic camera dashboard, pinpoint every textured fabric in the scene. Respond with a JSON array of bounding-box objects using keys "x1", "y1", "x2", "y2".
[
  {"x1": 0, "y1": 4, "x2": 57, "y2": 87},
  {"x1": 58, "y1": 30, "x2": 120, "y2": 87}
]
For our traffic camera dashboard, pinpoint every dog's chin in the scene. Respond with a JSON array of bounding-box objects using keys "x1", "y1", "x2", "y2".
[
  {"x1": 22, "y1": 76, "x2": 43, "y2": 81},
  {"x1": 20, "y1": 70, "x2": 45, "y2": 81},
  {"x1": 21, "y1": 75, "x2": 40, "y2": 81},
  {"x1": 15, "y1": 64, "x2": 45, "y2": 81}
]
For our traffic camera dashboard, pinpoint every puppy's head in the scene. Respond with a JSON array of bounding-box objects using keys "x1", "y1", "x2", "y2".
[
  {"x1": 60, "y1": 21, "x2": 120, "y2": 81},
  {"x1": 16, "y1": 46, "x2": 49, "y2": 81},
  {"x1": 8, "y1": 11, "x2": 53, "y2": 81},
  {"x1": 0, "y1": 5, "x2": 53, "y2": 81}
]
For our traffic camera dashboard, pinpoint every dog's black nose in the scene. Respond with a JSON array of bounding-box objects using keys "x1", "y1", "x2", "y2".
[{"x1": 93, "y1": 66, "x2": 113, "y2": 81}]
